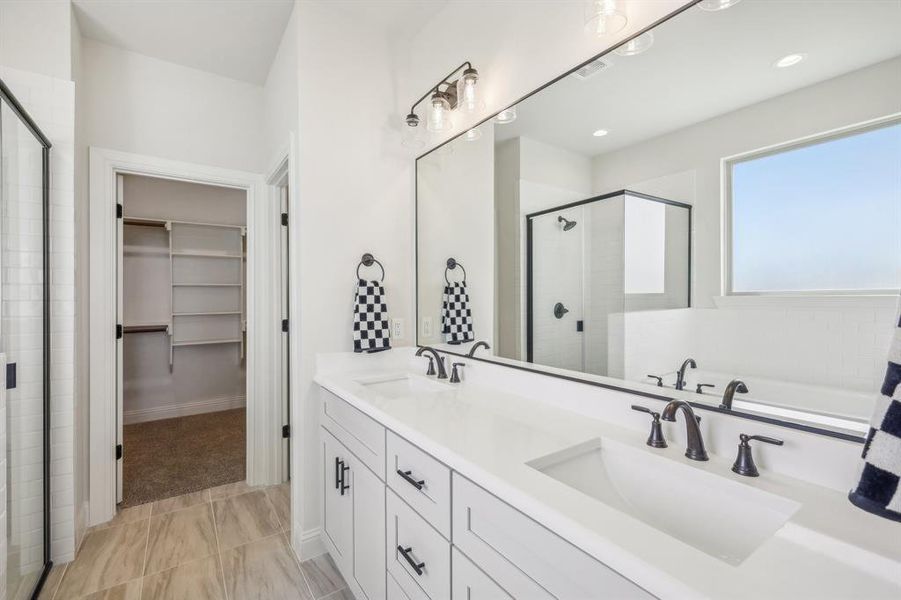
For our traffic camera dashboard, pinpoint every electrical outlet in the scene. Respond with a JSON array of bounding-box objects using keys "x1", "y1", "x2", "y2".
[
  {"x1": 422, "y1": 316, "x2": 433, "y2": 339},
  {"x1": 391, "y1": 318, "x2": 404, "y2": 339}
]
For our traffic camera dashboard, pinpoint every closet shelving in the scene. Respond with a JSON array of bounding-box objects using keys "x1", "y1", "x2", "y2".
[{"x1": 123, "y1": 217, "x2": 246, "y2": 370}]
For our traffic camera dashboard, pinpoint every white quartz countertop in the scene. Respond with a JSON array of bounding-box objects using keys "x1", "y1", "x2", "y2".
[{"x1": 315, "y1": 362, "x2": 901, "y2": 600}]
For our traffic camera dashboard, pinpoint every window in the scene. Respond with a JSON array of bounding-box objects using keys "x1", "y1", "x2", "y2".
[{"x1": 728, "y1": 120, "x2": 901, "y2": 294}]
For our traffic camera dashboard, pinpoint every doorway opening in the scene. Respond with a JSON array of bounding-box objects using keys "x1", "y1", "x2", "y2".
[{"x1": 117, "y1": 174, "x2": 248, "y2": 507}]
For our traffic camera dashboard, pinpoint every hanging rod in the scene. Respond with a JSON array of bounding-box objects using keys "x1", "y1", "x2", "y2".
[
  {"x1": 123, "y1": 218, "x2": 167, "y2": 228},
  {"x1": 124, "y1": 324, "x2": 169, "y2": 334}
]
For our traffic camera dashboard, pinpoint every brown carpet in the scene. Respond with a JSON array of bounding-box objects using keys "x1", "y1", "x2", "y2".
[{"x1": 122, "y1": 408, "x2": 245, "y2": 507}]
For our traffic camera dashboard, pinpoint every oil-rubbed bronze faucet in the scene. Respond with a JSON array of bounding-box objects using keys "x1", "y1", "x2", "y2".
[
  {"x1": 661, "y1": 400, "x2": 708, "y2": 461},
  {"x1": 466, "y1": 341, "x2": 491, "y2": 357},
  {"x1": 415, "y1": 346, "x2": 448, "y2": 379},
  {"x1": 720, "y1": 379, "x2": 749, "y2": 410},
  {"x1": 674, "y1": 358, "x2": 697, "y2": 391}
]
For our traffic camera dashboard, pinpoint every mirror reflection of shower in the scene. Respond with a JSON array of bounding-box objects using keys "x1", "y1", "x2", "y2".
[{"x1": 557, "y1": 215, "x2": 577, "y2": 231}]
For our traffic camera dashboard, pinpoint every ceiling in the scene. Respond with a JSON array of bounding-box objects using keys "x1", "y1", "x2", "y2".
[
  {"x1": 493, "y1": 0, "x2": 901, "y2": 157},
  {"x1": 73, "y1": 0, "x2": 296, "y2": 85}
]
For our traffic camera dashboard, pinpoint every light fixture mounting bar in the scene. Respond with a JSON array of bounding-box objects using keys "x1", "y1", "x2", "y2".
[{"x1": 408, "y1": 61, "x2": 473, "y2": 118}]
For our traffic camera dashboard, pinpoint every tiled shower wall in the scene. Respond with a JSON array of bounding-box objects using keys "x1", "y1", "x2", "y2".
[{"x1": 0, "y1": 66, "x2": 76, "y2": 574}]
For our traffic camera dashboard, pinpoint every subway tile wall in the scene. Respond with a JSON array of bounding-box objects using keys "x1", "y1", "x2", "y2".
[{"x1": 0, "y1": 66, "x2": 76, "y2": 577}]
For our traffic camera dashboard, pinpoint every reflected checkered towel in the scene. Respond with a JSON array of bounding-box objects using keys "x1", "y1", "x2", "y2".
[
  {"x1": 849, "y1": 297, "x2": 901, "y2": 522},
  {"x1": 353, "y1": 279, "x2": 391, "y2": 353},
  {"x1": 442, "y1": 282, "x2": 473, "y2": 345}
]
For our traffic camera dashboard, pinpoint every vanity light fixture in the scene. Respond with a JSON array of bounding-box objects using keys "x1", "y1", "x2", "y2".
[
  {"x1": 614, "y1": 31, "x2": 654, "y2": 56},
  {"x1": 774, "y1": 53, "x2": 807, "y2": 68},
  {"x1": 463, "y1": 127, "x2": 482, "y2": 142},
  {"x1": 404, "y1": 61, "x2": 481, "y2": 141},
  {"x1": 495, "y1": 106, "x2": 517, "y2": 124},
  {"x1": 697, "y1": 0, "x2": 742, "y2": 11},
  {"x1": 593, "y1": 129, "x2": 609, "y2": 137},
  {"x1": 585, "y1": 0, "x2": 627, "y2": 37}
]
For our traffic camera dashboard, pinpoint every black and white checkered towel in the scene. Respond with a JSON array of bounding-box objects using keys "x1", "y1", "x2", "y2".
[
  {"x1": 353, "y1": 278, "x2": 391, "y2": 353},
  {"x1": 849, "y1": 297, "x2": 901, "y2": 522},
  {"x1": 441, "y1": 282, "x2": 474, "y2": 345}
]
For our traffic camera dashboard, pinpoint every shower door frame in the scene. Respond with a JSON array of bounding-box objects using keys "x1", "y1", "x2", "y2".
[
  {"x1": 0, "y1": 76, "x2": 54, "y2": 598},
  {"x1": 525, "y1": 188, "x2": 692, "y2": 364}
]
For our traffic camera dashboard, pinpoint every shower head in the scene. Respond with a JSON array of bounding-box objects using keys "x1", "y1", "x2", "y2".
[{"x1": 558, "y1": 215, "x2": 577, "y2": 231}]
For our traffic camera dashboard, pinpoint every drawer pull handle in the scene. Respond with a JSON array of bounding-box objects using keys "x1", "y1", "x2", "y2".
[
  {"x1": 397, "y1": 546, "x2": 425, "y2": 576},
  {"x1": 397, "y1": 469, "x2": 425, "y2": 491},
  {"x1": 340, "y1": 462, "x2": 350, "y2": 495}
]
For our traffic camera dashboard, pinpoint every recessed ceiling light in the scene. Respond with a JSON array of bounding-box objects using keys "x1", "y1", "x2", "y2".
[
  {"x1": 614, "y1": 32, "x2": 654, "y2": 57},
  {"x1": 593, "y1": 129, "x2": 609, "y2": 137},
  {"x1": 495, "y1": 107, "x2": 517, "y2": 124},
  {"x1": 774, "y1": 53, "x2": 807, "y2": 68},
  {"x1": 697, "y1": 0, "x2": 742, "y2": 11}
]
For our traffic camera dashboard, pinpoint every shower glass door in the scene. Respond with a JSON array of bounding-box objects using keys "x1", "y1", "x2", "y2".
[{"x1": 0, "y1": 79, "x2": 51, "y2": 599}]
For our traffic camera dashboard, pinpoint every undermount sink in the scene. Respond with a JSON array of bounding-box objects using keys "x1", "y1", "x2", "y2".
[
  {"x1": 528, "y1": 438, "x2": 801, "y2": 565},
  {"x1": 357, "y1": 374, "x2": 449, "y2": 399}
]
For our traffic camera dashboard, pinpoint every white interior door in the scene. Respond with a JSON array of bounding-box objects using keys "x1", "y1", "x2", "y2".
[
  {"x1": 116, "y1": 174, "x2": 124, "y2": 503},
  {"x1": 280, "y1": 186, "x2": 290, "y2": 481}
]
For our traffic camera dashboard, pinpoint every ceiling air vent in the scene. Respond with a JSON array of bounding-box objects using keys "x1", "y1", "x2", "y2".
[{"x1": 572, "y1": 57, "x2": 613, "y2": 80}]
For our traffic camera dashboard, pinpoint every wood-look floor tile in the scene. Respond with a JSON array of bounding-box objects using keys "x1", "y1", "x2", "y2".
[
  {"x1": 145, "y1": 503, "x2": 218, "y2": 575},
  {"x1": 36, "y1": 563, "x2": 66, "y2": 599},
  {"x1": 221, "y1": 534, "x2": 312, "y2": 600},
  {"x1": 322, "y1": 588, "x2": 355, "y2": 600},
  {"x1": 80, "y1": 579, "x2": 142, "y2": 599},
  {"x1": 265, "y1": 483, "x2": 291, "y2": 531},
  {"x1": 208, "y1": 480, "x2": 254, "y2": 501},
  {"x1": 151, "y1": 489, "x2": 210, "y2": 516},
  {"x1": 141, "y1": 555, "x2": 225, "y2": 600},
  {"x1": 55, "y1": 520, "x2": 148, "y2": 599},
  {"x1": 91, "y1": 504, "x2": 152, "y2": 532},
  {"x1": 300, "y1": 553, "x2": 347, "y2": 598},
  {"x1": 213, "y1": 490, "x2": 281, "y2": 550}
]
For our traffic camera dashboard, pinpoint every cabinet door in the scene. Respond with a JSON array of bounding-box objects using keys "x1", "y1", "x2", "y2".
[
  {"x1": 321, "y1": 428, "x2": 353, "y2": 573},
  {"x1": 452, "y1": 548, "x2": 513, "y2": 600},
  {"x1": 351, "y1": 456, "x2": 386, "y2": 600}
]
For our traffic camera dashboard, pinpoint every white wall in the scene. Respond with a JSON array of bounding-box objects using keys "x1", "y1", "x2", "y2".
[
  {"x1": 262, "y1": 4, "x2": 298, "y2": 163},
  {"x1": 78, "y1": 39, "x2": 265, "y2": 174},
  {"x1": 591, "y1": 56, "x2": 901, "y2": 307},
  {"x1": 417, "y1": 129, "x2": 495, "y2": 349},
  {"x1": 0, "y1": 0, "x2": 72, "y2": 81}
]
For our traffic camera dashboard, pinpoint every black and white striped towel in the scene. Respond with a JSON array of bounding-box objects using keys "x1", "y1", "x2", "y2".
[
  {"x1": 353, "y1": 278, "x2": 391, "y2": 353},
  {"x1": 849, "y1": 297, "x2": 901, "y2": 522},
  {"x1": 441, "y1": 281, "x2": 473, "y2": 345}
]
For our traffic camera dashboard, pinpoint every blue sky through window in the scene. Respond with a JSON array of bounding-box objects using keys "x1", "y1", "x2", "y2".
[{"x1": 731, "y1": 122, "x2": 901, "y2": 293}]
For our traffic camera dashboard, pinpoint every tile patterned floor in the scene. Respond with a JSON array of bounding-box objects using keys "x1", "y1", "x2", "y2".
[{"x1": 38, "y1": 482, "x2": 350, "y2": 600}]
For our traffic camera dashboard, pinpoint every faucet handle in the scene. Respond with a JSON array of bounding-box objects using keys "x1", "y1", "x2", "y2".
[
  {"x1": 631, "y1": 405, "x2": 667, "y2": 448},
  {"x1": 696, "y1": 383, "x2": 715, "y2": 394},
  {"x1": 425, "y1": 356, "x2": 436, "y2": 376},
  {"x1": 646, "y1": 375, "x2": 663, "y2": 387},
  {"x1": 450, "y1": 362, "x2": 465, "y2": 384},
  {"x1": 732, "y1": 433, "x2": 783, "y2": 477}
]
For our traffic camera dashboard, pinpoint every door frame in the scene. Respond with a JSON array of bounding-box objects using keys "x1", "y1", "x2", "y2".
[{"x1": 88, "y1": 147, "x2": 280, "y2": 526}]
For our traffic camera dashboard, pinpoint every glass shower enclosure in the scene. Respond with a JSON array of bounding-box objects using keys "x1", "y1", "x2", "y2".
[
  {"x1": 0, "y1": 77, "x2": 52, "y2": 599},
  {"x1": 527, "y1": 190, "x2": 691, "y2": 377}
]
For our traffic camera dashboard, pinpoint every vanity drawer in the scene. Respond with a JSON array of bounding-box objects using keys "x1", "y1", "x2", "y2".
[
  {"x1": 386, "y1": 431, "x2": 451, "y2": 538},
  {"x1": 452, "y1": 474, "x2": 653, "y2": 600},
  {"x1": 387, "y1": 571, "x2": 412, "y2": 600},
  {"x1": 320, "y1": 387, "x2": 386, "y2": 479},
  {"x1": 452, "y1": 548, "x2": 513, "y2": 600},
  {"x1": 387, "y1": 489, "x2": 450, "y2": 600}
]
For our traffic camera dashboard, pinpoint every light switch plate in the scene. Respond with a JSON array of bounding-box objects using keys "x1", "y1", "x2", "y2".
[{"x1": 422, "y1": 316, "x2": 433, "y2": 339}]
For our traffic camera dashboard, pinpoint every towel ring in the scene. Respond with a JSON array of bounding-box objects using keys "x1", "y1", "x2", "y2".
[
  {"x1": 357, "y1": 253, "x2": 385, "y2": 282},
  {"x1": 445, "y1": 257, "x2": 466, "y2": 285}
]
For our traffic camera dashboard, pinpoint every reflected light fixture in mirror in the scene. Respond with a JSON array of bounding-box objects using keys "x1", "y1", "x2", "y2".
[
  {"x1": 427, "y1": 90, "x2": 454, "y2": 133},
  {"x1": 614, "y1": 31, "x2": 654, "y2": 56},
  {"x1": 774, "y1": 53, "x2": 807, "y2": 68},
  {"x1": 593, "y1": 128, "x2": 609, "y2": 137},
  {"x1": 495, "y1": 106, "x2": 517, "y2": 124},
  {"x1": 463, "y1": 127, "x2": 482, "y2": 142},
  {"x1": 697, "y1": 0, "x2": 742, "y2": 11},
  {"x1": 585, "y1": 0, "x2": 628, "y2": 36}
]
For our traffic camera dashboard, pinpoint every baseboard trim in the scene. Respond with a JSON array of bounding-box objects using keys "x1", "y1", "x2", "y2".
[
  {"x1": 124, "y1": 395, "x2": 246, "y2": 424},
  {"x1": 294, "y1": 526, "x2": 326, "y2": 561}
]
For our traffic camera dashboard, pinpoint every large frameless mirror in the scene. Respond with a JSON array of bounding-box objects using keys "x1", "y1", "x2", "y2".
[{"x1": 415, "y1": 0, "x2": 901, "y2": 440}]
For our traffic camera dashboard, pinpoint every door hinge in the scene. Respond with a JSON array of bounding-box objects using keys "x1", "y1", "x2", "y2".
[
  {"x1": 116, "y1": 323, "x2": 123, "y2": 339},
  {"x1": 5, "y1": 363, "x2": 16, "y2": 390},
  {"x1": 576, "y1": 320, "x2": 584, "y2": 332},
  {"x1": 116, "y1": 444, "x2": 123, "y2": 460},
  {"x1": 116, "y1": 203, "x2": 123, "y2": 219},
  {"x1": 281, "y1": 212, "x2": 288, "y2": 227},
  {"x1": 282, "y1": 424, "x2": 290, "y2": 438},
  {"x1": 281, "y1": 319, "x2": 289, "y2": 333}
]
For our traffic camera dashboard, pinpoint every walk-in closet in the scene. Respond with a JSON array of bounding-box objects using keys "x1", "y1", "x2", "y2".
[{"x1": 118, "y1": 174, "x2": 247, "y2": 507}]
